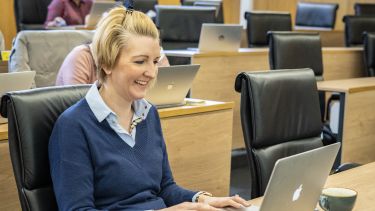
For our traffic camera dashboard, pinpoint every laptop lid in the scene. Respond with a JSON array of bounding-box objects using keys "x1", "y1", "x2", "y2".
[
  {"x1": 145, "y1": 64, "x2": 200, "y2": 108},
  {"x1": 226, "y1": 143, "x2": 340, "y2": 211},
  {"x1": 198, "y1": 23, "x2": 242, "y2": 52},
  {"x1": 85, "y1": 1, "x2": 120, "y2": 27},
  {"x1": 0, "y1": 71, "x2": 36, "y2": 123}
]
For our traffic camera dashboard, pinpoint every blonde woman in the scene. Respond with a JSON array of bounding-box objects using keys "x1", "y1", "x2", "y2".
[{"x1": 49, "y1": 6, "x2": 249, "y2": 211}]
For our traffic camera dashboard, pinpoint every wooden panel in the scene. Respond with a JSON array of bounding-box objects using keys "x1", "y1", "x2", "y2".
[
  {"x1": 162, "y1": 108, "x2": 233, "y2": 196},
  {"x1": 158, "y1": 0, "x2": 180, "y2": 5},
  {"x1": 192, "y1": 50, "x2": 270, "y2": 149},
  {"x1": 0, "y1": 123, "x2": 7, "y2": 141},
  {"x1": 0, "y1": 141, "x2": 21, "y2": 211},
  {"x1": 342, "y1": 89, "x2": 375, "y2": 164},
  {"x1": 222, "y1": 0, "x2": 240, "y2": 24},
  {"x1": 0, "y1": 0, "x2": 17, "y2": 49},
  {"x1": 0, "y1": 61, "x2": 8, "y2": 73}
]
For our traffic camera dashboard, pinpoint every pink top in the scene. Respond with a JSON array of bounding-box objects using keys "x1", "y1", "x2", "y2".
[
  {"x1": 45, "y1": 0, "x2": 93, "y2": 25},
  {"x1": 56, "y1": 44, "x2": 97, "y2": 85}
]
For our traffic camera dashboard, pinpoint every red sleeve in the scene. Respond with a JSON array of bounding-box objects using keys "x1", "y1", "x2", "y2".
[{"x1": 45, "y1": 0, "x2": 65, "y2": 24}]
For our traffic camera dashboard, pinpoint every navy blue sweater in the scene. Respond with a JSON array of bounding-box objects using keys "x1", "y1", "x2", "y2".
[{"x1": 49, "y1": 99, "x2": 196, "y2": 211}]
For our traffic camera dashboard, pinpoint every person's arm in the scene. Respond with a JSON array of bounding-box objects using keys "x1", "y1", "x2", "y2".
[
  {"x1": 49, "y1": 114, "x2": 102, "y2": 211},
  {"x1": 45, "y1": 0, "x2": 65, "y2": 26}
]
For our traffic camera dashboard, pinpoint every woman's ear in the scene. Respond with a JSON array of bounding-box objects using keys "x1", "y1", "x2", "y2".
[{"x1": 102, "y1": 66, "x2": 112, "y2": 75}]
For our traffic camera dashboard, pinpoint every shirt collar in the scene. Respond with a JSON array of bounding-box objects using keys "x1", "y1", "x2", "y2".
[{"x1": 85, "y1": 82, "x2": 152, "y2": 122}]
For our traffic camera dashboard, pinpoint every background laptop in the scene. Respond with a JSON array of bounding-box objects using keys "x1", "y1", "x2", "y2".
[
  {"x1": 226, "y1": 143, "x2": 341, "y2": 211},
  {"x1": 196, "y1": 23, "x2": 242, "y2": 52},
  {"x1": 85, "y1": 0, "x2": 121, "y2": 27},
  {"x1": 0, "y1": 71, "x2": 36, "y2": 123},
  {"x1": 145, "y1": 64, "x2": 200, "y2": 108}
]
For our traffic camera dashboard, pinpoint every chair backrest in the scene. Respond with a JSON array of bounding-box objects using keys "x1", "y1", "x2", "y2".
[
  {"x1": 234, "y1": 68, "x2": 323, "y2": 198},
  {"x1": 268, "y1": 31, "x2": 323, "y2": 79},
  {"x1": 354, "y1": 3, "x2": 375, "y2": 16},
  {"x1": 134, "y1": 0, "x2": 158, "y2": 13},
  {"x1": 194, "y1": 0, "x2": 223, "y2": 23},
  {"x1": 155, "y1": 5, "x2": 216, "y2": 49},
  {"x1": 364, "y1": 32, "x2": 375, "y2": 77},
  {"x1": 295, "y1": 2, "x2": 339, "y2": 29},
  {"x1": 0, "y1": 85, "x2": 91, "y2": 211},
  {"x1": 244, "y1": 11, "x2": 292, "y2": 47},
  {"x1": 14, "y1": 0, "x2": 51, "y2": 31},
  {"x1": 181, "y1": 0, "x2": 197, "y2": 6},
  {"x1": 343, "y1": 15, "x2": 375, "y2": 47},
  {"x1": 9, "y1": 30, "x2": 94, "y2": 87}
]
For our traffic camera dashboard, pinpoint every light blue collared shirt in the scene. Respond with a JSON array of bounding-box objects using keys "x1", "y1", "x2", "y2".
[{"x1": 85, "y1": 83, "x2": 152, "y2": 148}]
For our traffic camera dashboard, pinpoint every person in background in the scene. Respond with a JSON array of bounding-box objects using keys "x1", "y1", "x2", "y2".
[
  {"x1": 45, "y1": 0, "x2": 93, "y2": 27},
  {"x1": 49, "y1": 6, "x2": 250, "y2": 211}
]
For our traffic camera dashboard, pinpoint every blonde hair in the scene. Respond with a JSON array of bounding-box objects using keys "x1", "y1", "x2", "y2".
[{"x1": 92, "y1": 6, "x2": 159, "y2": 83}]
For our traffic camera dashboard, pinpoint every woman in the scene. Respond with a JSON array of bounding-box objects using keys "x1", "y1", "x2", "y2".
[
  {"x1": 49, "y1": 6, "x2": 250, "y2": 211},
  {"x1": 45, "y1": 0, "x2": 93, "y2": 27}
]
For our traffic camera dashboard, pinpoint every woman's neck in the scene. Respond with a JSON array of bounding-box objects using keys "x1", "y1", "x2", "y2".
[{"x1": 99, "y1": 83, "x2": 132, "y2": 119}]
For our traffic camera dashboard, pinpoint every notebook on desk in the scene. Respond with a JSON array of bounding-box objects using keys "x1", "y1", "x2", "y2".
[
  {"x1": 0, "y1": 71, "x2": 36, "y2": 124},
  {"x1": 188, "y1": 23, "x2": 242, "y2": 52},
  {"x1": 226, "y1": 143, "x2": 340, "y2": 211},
  {"x1": 145, "y1": 64, "x2": 200, "y2": 108}
]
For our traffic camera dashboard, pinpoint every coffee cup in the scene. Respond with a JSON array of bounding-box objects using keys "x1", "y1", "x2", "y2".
[{"x1": 319, "y1": 187, "x2": 357, "y2": 211}]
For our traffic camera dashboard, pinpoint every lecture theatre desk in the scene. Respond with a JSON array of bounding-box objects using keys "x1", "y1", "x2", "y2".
[
  {"x1": 318, "y1": 78, "x2": 375, "y2": 165},
  {"x1": 165, "y1": 47, "x2": 365, "y2": 149},
  {"x1": 0, "y1": 100, "x2": 234, "y2": 210},
  {"x1": 248, "y1": 162, "x2": 375, "y2": 211}
]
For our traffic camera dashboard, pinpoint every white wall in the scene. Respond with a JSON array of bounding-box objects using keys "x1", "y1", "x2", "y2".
[{"x1": 240, "y1": 0, "x2": 253, "y2": 27}]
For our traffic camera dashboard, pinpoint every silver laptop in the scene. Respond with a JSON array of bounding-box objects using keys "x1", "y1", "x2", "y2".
[
  {"x1": 85, "y1": 0, "x2": 120, "y2": 27},
  {"x1": 145, "y1": 65, "x2": 200, "y2": 108},
  {"x1": 197, "y1": 23, "x2": 242, "y2": 52},
  {"x1": 227, "y1": 143, "x2": 341, "y2": 211},
  {"x1": 0, "y1": 71, "x2": 36, "y2": 123}
]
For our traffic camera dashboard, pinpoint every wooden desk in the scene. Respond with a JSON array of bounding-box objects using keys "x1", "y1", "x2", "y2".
[
  {"x1": 0, "y1": 100, "x2": 234, "y2": 210},
  {"x1": 166, "y1": 47, "x2": 365, "y2": 149},
  {"x1": 295, "y1": 29, "x2": 345, "y2": 47},
  {"x1": 318, "y1": 78, "x2": 375, "y2": 165},
  {"x1": 0, "y1": 61, "x2": 8, "y2": 73},
  {"x1": 249, "y1": 162, "x2": 375, "y2": 210}
]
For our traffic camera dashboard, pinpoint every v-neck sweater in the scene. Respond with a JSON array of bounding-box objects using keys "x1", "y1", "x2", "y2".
[{"x1": 49, "y1": 99, "x2": 196, "y2": 210}]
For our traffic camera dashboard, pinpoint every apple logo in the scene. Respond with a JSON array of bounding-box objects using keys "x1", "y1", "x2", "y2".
[{"x1": 292, "y1": 184, "x2": 303, "y2": 201}]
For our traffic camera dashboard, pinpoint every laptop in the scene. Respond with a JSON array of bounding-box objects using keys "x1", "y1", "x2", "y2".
[
  {"x1": 145, "y1": 64, "x2": 200, "y2": 108},
  {"x1": 0, "y1": 71, "x2": 36, "y2": 124},
  {"x1": 85, "y1": 0, "x2": 121, "y2": 27},
  {"x1": 226, "y1": 143, "x2": 341, "y2": 211},
  {"x1": 189, "y1": 23, "x2": 242, "y2": 52}
]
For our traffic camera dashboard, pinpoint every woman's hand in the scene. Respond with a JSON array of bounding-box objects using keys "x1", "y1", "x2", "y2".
[
  {"x1": 200, "y1": 195, "x2": 250, "y2": 209},
  {"x1": 158, "y1": 202, "x2": 221, "y2": 211}
]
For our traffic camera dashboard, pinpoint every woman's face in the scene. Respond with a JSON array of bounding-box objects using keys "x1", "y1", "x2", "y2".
[{"x1": 104, "y1": 35, "x2": 161, "y2": 103}]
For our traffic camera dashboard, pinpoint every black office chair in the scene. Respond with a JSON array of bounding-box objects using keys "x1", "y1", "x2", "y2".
[
  {"x1": 133, "y1": 0, "x2": 157, "y2": 14},
  {"x1": 194, "y1": 0, "x2": 223, "y2": 23},
  {"x1": 181, "y1": 0, "x2": 197, "y2": 6},
  {"x1": 14, "y1": 0, "x2": 51, "y2": 31},
  {"x1": 364, "y1": 32, "x2": 375, "y2": 77},
  {"x1": 234, "y1": 69, "x2": 324, "y2": 198},
  {"x1": 295, "y1": 2, "x2": 339, "y2": 30},
  {"x1": 343, "y1": 15, "x2": 375, "y2": 47},
  {"x1": 244, "y1": 11, "x2": 292, "y2": 47},
  {"x1": 155, "y1": 5, "x2": 216, "y2": 50},
  {"x1": 268, "y1": 32, "x2": 326, "y2": 119},
  {"x1": 354, "y1": 3, "x2": 375, "y2": 16},
  {"x1": 0, "y1": 85, "x2": 91, "y2": 211}
]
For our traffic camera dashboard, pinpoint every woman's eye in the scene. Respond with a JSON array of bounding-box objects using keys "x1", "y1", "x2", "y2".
[
  {"x1": 153, "y1": 60, "x2": 159, "y2": 65},
  {"x1": 134, "y1": 61, "x2": 145, "y2": 64}
]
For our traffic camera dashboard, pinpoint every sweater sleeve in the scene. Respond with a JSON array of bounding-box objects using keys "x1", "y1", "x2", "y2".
[
  {"x1": 152, "y1": 108, "x2": 198, "y2": 206},
  {"x1": 49, "y1": 114, "x2": 105, "y2": 211},
  {"x1": 45, "y1": 0, "x2": 64, "y2": 24}
]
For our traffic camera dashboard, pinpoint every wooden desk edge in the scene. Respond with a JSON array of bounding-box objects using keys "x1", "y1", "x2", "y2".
[
  {"x1": 318, "y1": 84, "x2": 375, "y2": 93},
  {"x1": 158, "y1": 101, "x2": 235, "y2": 118},
  {"x1": 0, "y1": 123, "x2": 7, "y2": 141}
]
